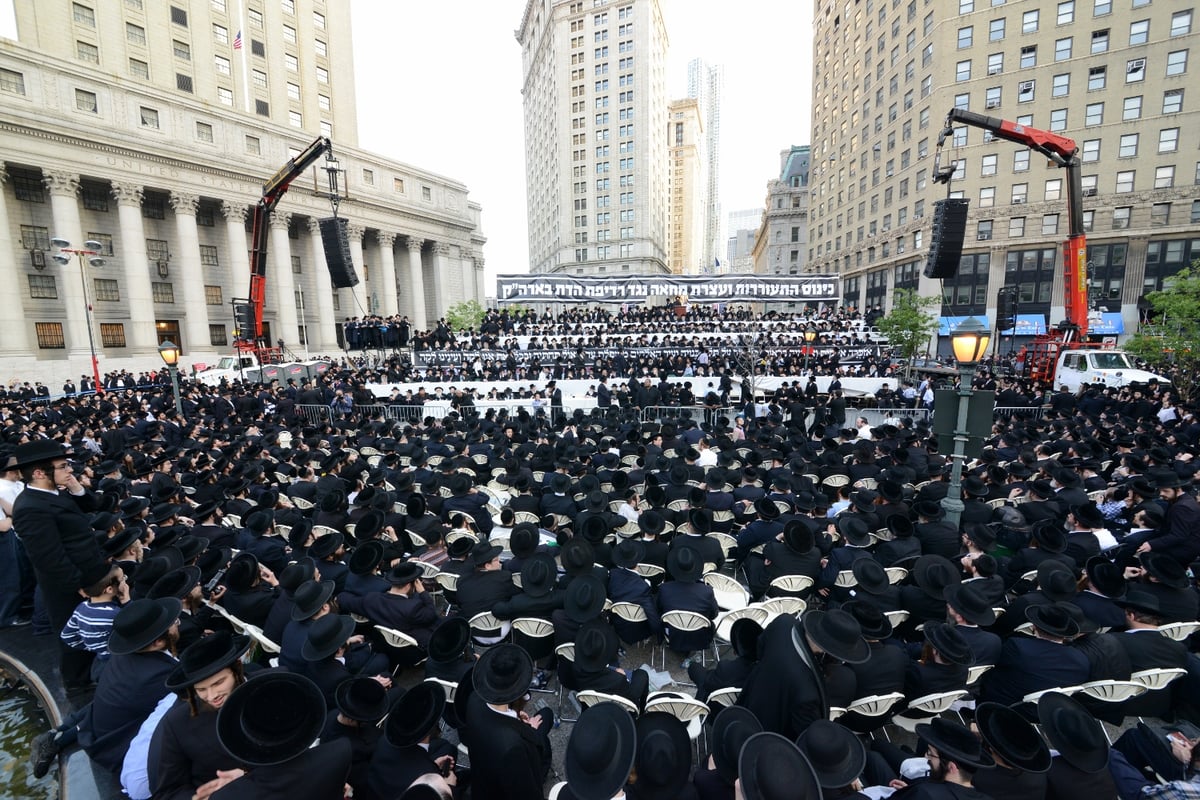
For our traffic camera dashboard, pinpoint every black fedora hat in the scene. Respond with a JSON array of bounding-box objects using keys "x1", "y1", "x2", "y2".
[
  {"x1": 913, "y1": 554, "x2": 961, "y2": 599},
  {"x1": 850, "y1": 559, "x2": 890, "y2": 596},
  {"x1": 1113, "y1": 589, "x2": 1162, "y2": 617},
  {"x1": 108, "y1": 597, "x2": 182, "y2": 655},
  {"x1": 575, "y1": 619, "x2": 619, "y2": 672},
  {"x1": 944, "y1": 581, "x2": 997, "y2": 627},
  {"x1": 1069, "y1": 502, "x2": 1106, "y2": 529},
  {"x1": 308, "y1": 531, "x2": 344, "y2": 560},
  {"x1": 302, "y1": 613, "x2": 356, "y2": 661},
  {"x1": 9, "y1": 440, "x2": 74, "y2": 469},
  {"x1": 888, "y1": 514, "x2": 915, "y2": 538},
  {"x1": 738, "y1": 732, "x2": 822, "y2": 800},
  {"x1": 1037, "y1": 560, "x2": 1079, "y2": 603},
  {"x1": 639, "y1": 509, "x2": 666, "y2": 537},
  {"x1": 1030, "y1": 520, "x2": 1068, "y2": 554},
  {"x1": 509, "y1": 522, "x2": 540, "y2": 559},
  {"x1": 1084, "y1": 556, "x2": 1125, "y2": 599},
  {"x1": 1025, "y1": 603, "x2": 1080, "y2": 639},
  {"x1": 878, "y1": 479, "x2": 905, "y2": 504},
  {"x1": 427, "y1": 617, "x2": 471, "y2": 663},
  {"x1": 754, "y1": 497, "x2": 781, "y2": 521},
  {"x1": 566, "y1": 703, "x2": 638, "y2": 800},
  {"x1": 165, "y1": 630, "x2": 252, "y2": 691},
  {"x1": 355, "y1": 509, "x2": 385, "y2": 541},
  {"x1": 802, "y1": 609, "x2": 870, "y2": 664},
  {"x1": 216, "y1": 672, "x2": 326, "y2": 767},
  {"x1": 520, "y1": 553, "x2": 557, "y2": 598},
  {"x1": 836, "y1": 516, "x2": 872, "y2": 547},
  {"x1": 290, "y1": 579, "x2": 336, "y2": 621},
  {"x1": 99, "y1": 527, "x2": 140, "y2": 558},
  {"x1": 348, "y1": 540, "x2": 386, "y2": 576},
  {"x1": 666, "y1": 545, "x2": 705, "y2": 583},
  {"x1": 916, "y1": 717, "x2": 995, "y2": 770},
  {"x1": 564, "y1": 574, "x2": 606, "y2": 623},
  {"x1": 386, "y1": 561, "x2": 423, "y2": 587},
  {"x1": 841, "y1": 599, "x2": 893, "y2": 640},
  {"x1": 923, "y1": 622, "x2": 975, "y2": 666},
  {"x1": 633, "y1": 711, "x2": 692, "y2": 800},
  {"x1": 560, "y1": 538, "x2": 596, "y2": 575},
  {"x1": 976, "y1": 702, "x2": 1052, "y2": 773},
  {"x1": 469, "y1": 541, "x2": 503, "y2": 569},
  {"x1": 385, "y1": 681, "x2": 445, "y2": 747},
  {"x1": 796, "y1": 720, "x2": 866, "y2": 789},
  {"x1": 447, "y1": 536, "x2": 475, "y2": 560},
  {"x1": 730, "y1": 617, "x2": 764, "y2": 660},
  {"x1": 1038, "y1": 691, "x2": 1110, "y2": 773},
  {"x1": 335, "y1": 676, "x2": 389, "y2": 723},
  {"x1": 783, "y1": 520, "x2": 816, "y2": 554},
  {"x1": 914, "y1": 499, "x2": 945, "y2": 520},
  {"x1": 612, "y1": 539, "x2": 645, "y2": 570},
  {"x1": 278, "y1": 558, "x2": 316, "y2": 593},
  {"x1": 712, "y1": 705, "x2": 763, "y2": 784},
  {"x1": 148, "y1": 565, "x2": 202, "y2": 601},
  {"x1": 1140, "y1": 552, "x2": 1189, "y2": 589},
  {"x1": 472, "y1": 643, "x2": 533, "y2": 705},
  {"x1": 225, "y1": 552, "x2": 260, "y2": 592}
]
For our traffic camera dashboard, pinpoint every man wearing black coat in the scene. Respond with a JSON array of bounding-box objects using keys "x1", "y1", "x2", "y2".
[
  {"x1": 337, "y1": 563, "x2": 440, "y2": 649},
  {"x1": 456, "y1": 542, "x2": 520, "y2": 624},
  {"x1": 11, "y1": 441, "x2": 106, "y2": 689}
]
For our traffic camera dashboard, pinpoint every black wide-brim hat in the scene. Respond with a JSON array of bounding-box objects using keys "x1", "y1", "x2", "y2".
[
  {"x1": 9, "y1": 440, "x2": 74, "y2": 469},
  {"x1": 290, "y1": 579, "x2": 336, "y2": 621},
  {"x1": 633, "y1": 711, "x2": 692, "y2": 800},
  {"x1": 1025, "y1": 603, "x2": 1080, "y2": 639},
  {"x1": 567, "y1": 703, "x2": 638, "y2": 800},
  {"x1": 148, "y1": 565, "x2": 202, "y2": 601},
  {"x1": 1140, "y1": 552, "x2": 1189, "y2": 589},
  {"x1": 713, "y1": 705, "x2": 763, "y2": 783},
  {"x1": 730, "y1": 617, "x2": 764, "y2": 660},
  {"x1": 944, "y1": 582, "x2": 996, "y2": 627},
  {"x1": 509, "y1": 522, "x2": 540, "y2": 558},
  {"x1": 565, "y1": 574, "x2": 607, "y2": 622},
  {"x1": 1113, "y1": 589, "x2": 1162, "y2": 616},
  {"x1": 738, "y1": 732, "x2": 822, "y2": 800},
  {"x1": 427, "y1": 617, "x2": 471, "y2": 663},
  {"x1": 165, "y1": 630, "x2": 252, "y2": 690},
  {"x1": 851, "y1": 558, "x2": 890, "y2": 595},
  {"x1": 355, "y1": 509, "x2": 385, "y2": 541},
  {"x1": 1038, "y1": 691, "x2": 1110, "y2": 773},
  {"x1": 216, "y1": 672, "x2": 326, "y2": 767},
  {"x1": 837, "y1": 515, "x2": 872, "y2": 546},
  {"x1": 473, "y1": 643, "x2": 533, "y2": 705},
  {"x1": 349, "y1": 540, "x2": 385, "y2": 575},
  {"x1": 561, "y1": 538, "x2": 596, "y2": 575},
  {"x1": 301, "y1": 613, "x2": 356, "y2": 661},
  {"x1": 796, "y1": 720, "x2": 866, "y2": 789},
  {"x1": 976, "y1": 702, "x2": 1052, "y2": 773},
  {"x1": 335, "y1": 676, "x2": 389, "y2": 723},
  {"x1": 914, "y1": 554, "x2": 961, "y2": 599},
  {"x1": 386, "y1": 561, "x2": 424, "y2": 586},
  {"x1": 841, "y1": 599, "x2": 893, "y2": 640},
  {"x1": 915, "y1": 717, "x2": 995, "y2": 770},
  {"x1": 521, "y1": 552, "x2": 557, "y2": 598},
  {"x1": 385, "y1": 681, "x2": 446, "y2": 747},
  {"x1": 308, "y1": 531, "x2": 344, "y2": 560},
  {"x1": 100, "y1": 527, "x2": 140, "y2": 558},
  {"x1": 1084, "y1": 556, "x2": 1126, "y2": 599},
  {"x1": 613, "y1": 538, "x2": 645, "y2": 569},
  {"x1": 1030, "y1": 520, "x2": 1068, "y2": 554},
  {"x1": 575, "y1": 619, "x2": 620, "y2": 672},
  {"x1": 108, "y1": 597, "x2": 182, "y2": 656},
  {"x1": 754, "y1": 497, "x2": 782, "y2": 521},
  {"x1": 802, "y1": 609, "x2": 870, "y2": 664},
  {"x1": 667, "y1": 544, "x2": 705, "y2": 583},
  {"x1": 924, "y1": 622, "x2": 975, "y2": 666}
]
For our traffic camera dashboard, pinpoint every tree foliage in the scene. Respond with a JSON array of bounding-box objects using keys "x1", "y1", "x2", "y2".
[
  {"x1": 1124, "y1": 262, "x2": 1200, "y2": 404},
  {"x1": 875, "y1": 289, "x2": 940, "y2": 369},
  {"x1": 446, "y1": 299, "x2": 485, "y2": 332}
]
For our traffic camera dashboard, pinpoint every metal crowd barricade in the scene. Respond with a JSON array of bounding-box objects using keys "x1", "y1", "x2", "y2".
[
  {"x1": 992, "y1": 406, "x2": 1045, "y2": 420},
  {"x1": 640, "y1": 405, "x2": 736, "y2": 424},
  {"x1": 852, "y1": 408, "x2": 933, "y2": 428},
  {"x1": 296, "y1": 405, "x2": 332, "y2": 424}
]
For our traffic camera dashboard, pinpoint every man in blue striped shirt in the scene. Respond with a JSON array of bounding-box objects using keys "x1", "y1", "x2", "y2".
[{"x1": 61, "y1": 563, "x2": 130, "y2": 677}]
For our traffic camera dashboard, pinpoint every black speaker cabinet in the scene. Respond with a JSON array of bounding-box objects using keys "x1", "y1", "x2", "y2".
[
  {"x1": 923, "y1": 198, "x2": 970, "y2": 279},
  {"x1": 319, "y1": 217, "x2": 360, "y2": 289}
]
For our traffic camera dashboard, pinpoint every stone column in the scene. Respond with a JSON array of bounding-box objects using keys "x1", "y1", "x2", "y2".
[
  {"x1": 345, "y1": 222, "x2": 369, "y2": 316},
  {"x1": 307, "y1": 217, "x2": 338, "y2": 353},
  {"x1": 221, "y1": 201, "x2": 251, "y2": 298},
  {"x1": 474, "y1": 254, "x2": 487, "y2": 305},
  {"x1": 111, "y1": 182, "x2": 157, "y2": 355},
  {"x1": 431, "y1": 241, "x2": 452, "y2": 322},
  {"x1": 169, "y1": 192, "x2": 213, "y2": 359},
  {"x1": 406, "y1": 237, "x2": 427, "y2": 330},
  {"x1": 43, "y1": 170, "x2": 91, "y2": 358},
  {"x1": 0, "y1": 168, "x2": 33, "y2": 359},
  {"x1": 460, "y1": 248, "x2": 476, "y2": 306},
  {"x1": 377, "y1": 232, "x2": 398, "y2": 317},
  {"x1": 269, "y1": 210, "x2": 298, "y2": 348}
]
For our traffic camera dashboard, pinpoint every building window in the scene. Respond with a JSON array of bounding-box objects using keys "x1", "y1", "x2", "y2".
[
  {"x1": 287, "y1": 81, "x2": 300, "y2": 101},
  {"x1": 35, "y1": 323, "x2": 65, "y2": 349},
  {"x1": 99, "y1": 323, "x2": 126, "y2": 348},
  {"x1": 422, "y1": 186, "x2": 432, "y2": 201},
  {"x1": 248, "y1": 8, "x2": 263, "y2": 27},
  {"x1": 1163, "y1": 89, "x2": 1184, "y2": 114},
  {"x1": 1113, "y1": 206, "x2": 1132, "y2": 229},
  {"x1": 1155, "y1": 165, "x2": 1175, "y2": 188},
  {"x1": 1087, "y1": 66, "x2": 1106, "y2": 91},
  {"x1": 127, "y1": 23, "x2": 146, "y2": 45},
  {"x1": 318, "y1": 94, "x2": 330, "y2": 111},
  {"x1": 1057, "y1": 1, "x2": 1074, "y2": 24},
  {"x1": 140, "y1": 107, "x2": 159, "y2": 128},
  {"x1": 1018, "y1": 80, "x2": 1035, "y2": 102},
  {"x1": 86, "y1": 231, "x2": 113, "y2": 254},
  {"x1": 1023, "y1": 9, "x2": 1039, "y2": 32},
  {"x1": 1010, "y1": 217, "x2": 1026, "y2": 237},
  {"x1": 288, "y1": 110, "x2": 302, "y2": 127},
  {"x1": 209, "y1": 324, "x2": 228, "y2": 347},
  {"x1": 251, "y1": 69, "x2": 267, "y2": 88},
  {"x1": 198, "y1": 245, "x2": 219, "y2": 266},
  {"x1": 1042, "y1": 214, "x2": 1060, "y2": 235},
  {"x1": 1151, "y1": 203, "x2": 1171, "y2": 226},
  {"x1": 314, "y1": 39, "x2": 327, "y2": 57},
  {"x1": 1191, "y1": 200, "x2": 1200, "y2": 224},
  {"x1": 170, "y1": 5, "x2": 187, "y2": 25},
  {"x1": 245, "y1": 135, "x2": 260, "y2": 154},
  {"x1": 215, "y1": 55, "x2": 231, "y2": 74},
  {"x1": 173, "y1": 40, "x2": 190, "y2": 60},
  {"x1": 1083, "y1": 211, "x2": 1095, "y2": 231},
  {"x1": 1055, "y1": 37, "x2": 1073, "y2": 61},
  {"x1": 1050, "y1": 109, "x2": 1067, "y2": 131},
  {"x1": 1160, "y1": 128, "x2": 1180, "y2": 153},
  {"x1": 195, "y1": 206, "x2": 214, "y2": 227},
  {"x1": 958, "y1": 26, "x2": 973, "y2": 48},
  {"x1": 1171, "y1": 10, "x2": 1193, "y2": 36},
  {"x1": 316, "y1": 66, "x2": 328, "y2": 83},
  {"x1": 1092, "y1": 29, "x2": 1110, "y2": 54},
  {"x1": 282, "y1": 25, "x2": 296, "y2": 43},
  {"x1": 28, "y1": 275, "x2": 58, "y2": 299},
  {"x1": 20, "y1": 225, "x2": 49, "y2": 250},
  {"x1": 213, "y1": 23, "x2": 228, "y2": 44},
  {"x1": 1051, "y1": 73, "x2": 1069, "y2": 97},
  {"x1": 1085, "y1": 102, "x2": 1104, "y2": 125},
  {"x1": 1127, "y1": 58, "x2": 1146, "y2": 82},
  {"x1": 1124, "y1": 96, "x2": 1143, "y2": 120},
  {"x1": 980, "y1": 154, "x2": 998, "y2": 176},
  {"x1": 129, "y1": 58, "x2": 149, "y2": 79},
  {"x1": 1119, "y1": 133, "x2": 1139, "y2": 158},
  {"x1": 255, "y1": 100, "x2": 269, "y2": 116},
  {"x1": 1129, "y1": 19, "x2": 1149, "y2": 45},
  {"x1": 313, "y1": 11, "x2": 325, "y2": 29},
  {"x1": 1094, "y1": 0, "x2": 1111, "y2": 15},
  {"x1": 291, "y1": 255, "x2": 302, "y2": 274},
  {"x1": 990, "y1": 18, "x2": 1006, "y2": 41},
  {"x1": 285, "y1": 53, "x2": 298, "y2": 71},
  {"x1": 217, "y1": 86, "x2": 233, "y2": 105},
  {"x1": 1115, "y1": 170, "x2": 1135, "y2": 192},
  {"x1": 176, "y1": 73, "x2": 193, "y2": 93},
  {"x1": 1046, "y1": 179, "x2": 1063, "y2": 200},
  {"x1": 956, "y1": 60, "x2": 971, "y2": 81},
  {"x1": 1013, "y1": 150, "x2": 1031, "y2": 172},
  {"x1": 75, "y1": 88, "x2": 98, "y2": 113},
  {"x1": 76, "y1": 41, "x2": 99, "y2": 64},
  {"x1": 152, "y1": 282, "x2": 175, "y2": 303},
  {"x1": 204, "y1": 285, "x2": 223, "y2": 305},
  {"x1": 1166, "y1": 50, "x2": 1189, "y2": 76},
  {"x1": 0, "y1": 67, "x2": 25, "y2": 95},
  {"x1": 73, "y1": 3, "x2": 95, "y2": 25}
]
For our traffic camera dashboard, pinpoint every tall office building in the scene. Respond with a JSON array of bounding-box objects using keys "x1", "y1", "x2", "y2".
[
  {"x1": 753, "y1": 146, "x2": 810, "y2": 307},
  {"x1": 687, "y1": 57, "x2": 723, "y2": 272},
  {"x1": 726, "y1": 208, "x2": 764, "y2": 274},
  {"x1": 517, "y1": 0, "x2": 671, "y2": 276},
  {"x1": 0, "y1": 0, "x2": 485, "y2": 384},
  {"x1": 667, "y1": 97, "x2": 705, "y2": 274},
  {"x1": 808, "y1": 0, "x2": 1199, "y2": 339}
]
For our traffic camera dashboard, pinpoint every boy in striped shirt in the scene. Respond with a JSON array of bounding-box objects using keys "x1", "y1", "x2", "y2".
[{"x1": 61, "y1": 564, "x2": 129, "y2": 679}]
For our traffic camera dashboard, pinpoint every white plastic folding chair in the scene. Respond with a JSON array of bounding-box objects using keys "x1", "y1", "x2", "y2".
[
  {"x1": 885, "y1": 567, "x2": 909, "y2": 585},
  {"x1": 375, "y1": 625, "x2": 423, "y2": 671},
  {"x1": 1076, "y1": 680, "x2": 1149, "y2": 741},
  {"x1": 469, "y1": 612, "x2": 510, "y2": 646},
  {"x1": 890, "y1": 690, "x2": 971, "y2": 733},
  {"x1": 965, "y1": 664, "x2": 994, "y2": 686},
  {"x1": 706, "y1": 687, "x2": 741, "y2": 710},
  {"x1": 1130, "y1": 668, "x2": 1187, "y2": 692},
  {"x1": 767, "y1": 574, "x2": 815, "y2": 597},
  {"x1": 659, "y1": 610, "x2": 716, "y2": 671},
  {"x1": 714, "y1": 606, "x2": 770, "y2": 648},
  {"x1": 646, "y1": 693, "x2": 710, "y2": 758},
  {"x1": 704, "y1": 572, "x2": 750, "y2": 611},
  {"x1": 843, "y1": 692, "x2": 906, "y2": 737},
  {"x1": 635, "y1": 563, "x2": 667, "y2": 581},
  {"x1": 753, "y1": 597, "x2": 807, "y2": 625},
  {"x1": 1021, "y1": 685, "x2": 1084, "y2": 704},
  {"x1": 577, "y1": 690, "x2": 640, "y2": 717},
  {"x1": 1159, "y1": 621, "x2": 1200, "y2": 642},
  {"x1": 883, "y1": 609, "x2": 911, "y2": 628},
  {"x1": 835, "y1": 570, "x2": 858, "y2": 588}
]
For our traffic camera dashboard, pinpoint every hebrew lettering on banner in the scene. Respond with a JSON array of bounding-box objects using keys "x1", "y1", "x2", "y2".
[
  {"x1": 495, "y1": 274, "x2": 841, "y2": 304},
  {"x1": 412, "y1": 344, "x2": 886, "y2": 368}
]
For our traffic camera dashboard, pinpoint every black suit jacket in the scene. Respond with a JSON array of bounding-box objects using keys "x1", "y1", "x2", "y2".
[
  {"x1": 1044, "y1": 756, "x2": 1119, "y2": 800},
  {"x1": 456, "y1": 569, "x2": 520, "y2": 619},
  {"x1": 656, "y1": 580, "x2": 719, "y2": 653},
  {"x1": 149, "y1": 699, "x2": 238, "y2": 800},
  {"x1": 981, "y1": 636, "x2": 1091, "y2": 706},
  {"x1": 12, "y1": 486, "x2": 104, "y2": 625},
  {"x1": 337, "y1": 590, "x2": 440, "y2": 649},
  {"x1": 80, "y1": 650, "x2": 176, "y2": 773},
  {"x1": 212, "y1": 739, "x2": 351, "y2": 800},
  {"x1": 849, "y1": 640, "x2": 909, "y2": 698},
  {"x1": 739, "y1": 616, "x2": 826, "y2": 741},
  {"x1": 956, "y1": 625, "x2": 1002, "y2": 666},
  {"x1": 463, "y1": 694, "x2": 551, "y2": 800},
  {"x1": 1110, "y1": 628, "x2": 1189, "y2": 718},
  {"x1": 1073, "y1": 590, "x2": 1127, "y2": 631},
  {"x1": 368, "y1": 739, "x2": 439, "y2": 799}
]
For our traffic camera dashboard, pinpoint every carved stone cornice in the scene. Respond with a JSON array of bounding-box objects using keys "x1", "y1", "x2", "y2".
[
  {"x1": 345, "y1": 222, "x2": 365, "y2": 241},
  {"x1": 270, "y1": 210, "x2": 292, "y2": 230},
  {"x1": 432, "y1": 242, "x2": 451, "y2": 256},
  {"x1": 43, "y1": 170, "x2": 80, "y2": 197},
  {"x1": 169, "y1": 192, "x2": 199, "y2": 215},
  {"x1": 406, "y1": 237, "x2": 425, "y2": 252},
  {"x1": 378, "y1": 231, "x2": 397, "y2": 248},
  {"x1": 110, "y1": 181, "x2": 144, "y2": 207},
  {"x1": 306, "y1": 217, "x2": 322, "y2": 235},
  {"x1": 221, "y1": 201, "x2": 249, "y2": 222}
]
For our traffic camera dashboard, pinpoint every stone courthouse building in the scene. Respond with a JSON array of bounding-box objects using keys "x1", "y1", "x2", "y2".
[{"x1": 0, "y1": 0, "x2": 486, "y2": 384}]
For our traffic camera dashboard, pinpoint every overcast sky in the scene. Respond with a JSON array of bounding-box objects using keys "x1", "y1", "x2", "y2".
[{"x1": 0, "y1": 0, "x2": 815, "y2": 290}]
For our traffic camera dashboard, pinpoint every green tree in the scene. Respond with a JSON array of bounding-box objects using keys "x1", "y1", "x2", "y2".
[
  {"x1": 445, "y1": 299, "x2": 485, "y2": 332},
  {"x1": 1124, "y1": 262, "x2": 1200, "y2": 404},
  {"x1": 875, "y1": 288, "x2": 940, "y2": 374}
]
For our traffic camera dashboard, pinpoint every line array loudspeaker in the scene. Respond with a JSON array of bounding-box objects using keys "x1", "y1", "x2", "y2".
[
  {"x1": 319, "y1": 217, "x2": 360, "y2": 289},
  {"x1": 923, "y1": 198, "x2": 970, "y2": 280}
]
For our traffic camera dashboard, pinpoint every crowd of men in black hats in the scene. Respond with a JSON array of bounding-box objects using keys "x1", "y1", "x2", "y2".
[{"x1": 1, "y1": 329, "x2": 1199, "y2": 800}]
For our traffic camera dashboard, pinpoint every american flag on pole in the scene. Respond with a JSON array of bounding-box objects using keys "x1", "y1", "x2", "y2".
[{"x1": 233, "y1": 30, "x2": 243, "y2": 49}]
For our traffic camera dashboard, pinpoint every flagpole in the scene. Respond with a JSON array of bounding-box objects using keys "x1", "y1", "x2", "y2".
[{"x1": 235, "y1": 0, "x2": 250, "y2": 113}]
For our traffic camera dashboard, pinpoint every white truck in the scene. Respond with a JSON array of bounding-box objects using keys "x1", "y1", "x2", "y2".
[
  {"x1": 194, "y1": 353, "x2": 264, "y2": 386},
  {"x1": 1053, "y1": 349, "x2": 1170, "y2": 392},
  {"x1": 194, "y1": 354, "x2": 331, "y2": 387}
]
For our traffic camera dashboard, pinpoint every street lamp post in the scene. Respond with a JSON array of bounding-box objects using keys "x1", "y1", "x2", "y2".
[
  {"x1": 51, "y1": 238, "x2": 106, "y2": 393},
  {"x1": 158, "y1": 340, "x2": 184, "y2": 418},
  {"x1": 940, "y1": 316, "x2": 991, "y2": 530},
  {"x1": 803, "y1": 326, "x2": 818, "y2": 373}
]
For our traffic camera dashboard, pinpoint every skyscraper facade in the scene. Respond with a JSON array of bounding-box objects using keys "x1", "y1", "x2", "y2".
[
  {"x1": 687, "y1": 57, "x2": 723, "y2": 273},
  {"x1": 808, "y1": 0, "x2": 1198, "y2": 337},
  {"x1": 517, "y1": 0, "x2": 671, "y2": 276},
  {"x1": 0, "y1": 1, "x2": 485, "y2": 384},
  {"x1": 753, "y1": 146, "x2": 810, "y2": 300},
  {"x1": 667, "y1": 98, "x2": 705, "y2": 274}
]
